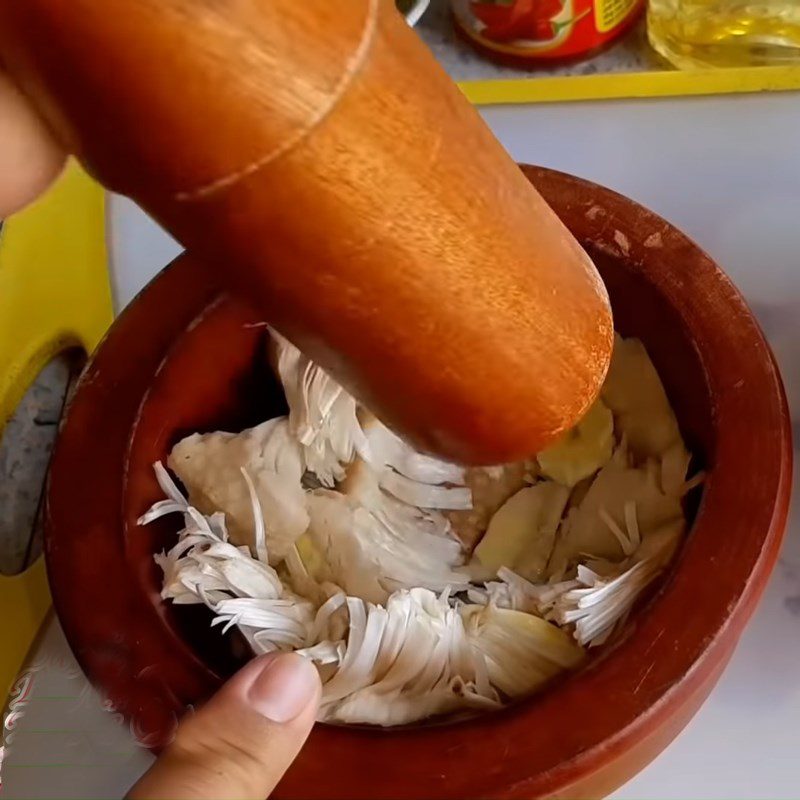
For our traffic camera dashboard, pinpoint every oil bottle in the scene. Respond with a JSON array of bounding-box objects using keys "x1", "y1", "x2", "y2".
[{"x1": 648, "y1": 0, "x2": 800, "y2": 67}]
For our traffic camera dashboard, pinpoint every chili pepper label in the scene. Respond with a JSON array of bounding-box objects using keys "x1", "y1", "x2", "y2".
[
  {"x1": 594, "y1": 0, "x2": 639, "y2": 31},
  {"x1": 452, "y1": 0, "x2": 643, "y2": 60}
]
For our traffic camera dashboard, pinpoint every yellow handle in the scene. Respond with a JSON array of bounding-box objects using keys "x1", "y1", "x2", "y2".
[
  {"x1": 457, "y1": 66, "x2": 800, "y2": 106},
  {"x1": 0, "y1": 161, "x2": 113, "y2": 704}
]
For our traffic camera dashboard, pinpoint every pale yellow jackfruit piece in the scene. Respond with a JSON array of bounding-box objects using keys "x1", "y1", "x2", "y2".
[
  {"x1": 660, "y1": 439, "x2": 694, "y2": 497},
  {"x1": 547, "y1": 446, "x2": 684, "y2": 578},
  {"x1": 446, "y1": 463, "x2": 532, "y2": 550},
  {"x1": 601, "y1": 335, "x2": 682, "y2": 459},
  {"x1": 537, "y1": 399, "x2": 614, "y2": 487},
  {"x1": 168, "y1": 418, "x2": 309, "y2": 563},
  {"x1": 295, "y1": 531, "x2": 329, "y2": 583},
  {"x1": 461, "y1": 605, "x2": 584, "y2": 698},
  {"x1": 473, "y1": 483, "x2": 569, "y2": 582}
]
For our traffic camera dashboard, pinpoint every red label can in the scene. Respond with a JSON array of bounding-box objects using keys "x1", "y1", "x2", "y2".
[{"x1": 451, "y1": 0, "x2": 643, "y2": 63}]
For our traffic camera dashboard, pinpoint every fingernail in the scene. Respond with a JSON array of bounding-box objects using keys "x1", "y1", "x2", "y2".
[{"x1": 247, "y1": 654, "x2": 320, "y2": 723}]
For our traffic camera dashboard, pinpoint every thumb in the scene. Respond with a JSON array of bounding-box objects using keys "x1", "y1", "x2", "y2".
[
  {"x1": 0, "y1": 70, "x2": 66, "y2": 218},
  {"x1": 127, "y1": 653, "x2": 321, "y2": 800}
]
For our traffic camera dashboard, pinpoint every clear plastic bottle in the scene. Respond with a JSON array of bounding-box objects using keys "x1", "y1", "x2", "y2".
[{"x1": 648, "y1": 0, "x2": 800, "y2": 67}]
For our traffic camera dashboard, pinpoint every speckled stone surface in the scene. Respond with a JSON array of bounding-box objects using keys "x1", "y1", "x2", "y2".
[
  {"x1": 0, "y1": 358, "x2": 71, "y2": 575},
  {"x1": 417, "y1": 0, "x2": 665, "y2": 80}
]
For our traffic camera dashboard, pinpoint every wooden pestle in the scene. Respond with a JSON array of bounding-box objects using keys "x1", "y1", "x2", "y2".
[{"x1": 0, "y1": 0, "x2": 613, "y2": 465}]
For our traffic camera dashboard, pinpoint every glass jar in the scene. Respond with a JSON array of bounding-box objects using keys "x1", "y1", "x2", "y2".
[{"x1": 648, "y1": 0, "x2": 800, "y2": 68}]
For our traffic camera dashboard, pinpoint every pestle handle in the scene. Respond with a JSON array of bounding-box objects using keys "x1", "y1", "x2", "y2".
[{"x1": 0, "y1": 0, "x2": 613, "y2": 465}]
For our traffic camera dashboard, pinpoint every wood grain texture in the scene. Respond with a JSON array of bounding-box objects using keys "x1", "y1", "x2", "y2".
[
  {"x1": 0, "y1": 0, "x2": 612, "y2": 465},
  {"x1": 45, "y1": 168, "x2": 792, "y2": 799}
]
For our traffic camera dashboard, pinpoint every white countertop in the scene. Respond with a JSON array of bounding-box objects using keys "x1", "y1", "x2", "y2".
[{"x1": 3, "y1": 91, "x2": 800, "y2": 799}]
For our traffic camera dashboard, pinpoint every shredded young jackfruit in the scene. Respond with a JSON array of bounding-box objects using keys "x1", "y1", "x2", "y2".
[{"x1": 141, "y1": 332, "x2": 700, "y2": 726}]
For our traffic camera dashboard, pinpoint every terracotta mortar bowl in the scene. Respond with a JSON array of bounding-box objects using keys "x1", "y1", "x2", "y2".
[{"x1": 45, "y1": 166, "x2": 791, "y2": 799}]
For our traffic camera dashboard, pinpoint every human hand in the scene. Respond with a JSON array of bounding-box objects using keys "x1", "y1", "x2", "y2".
[
  {"x1": 126, "y1": 653, "x2": 321, "y2": 800},
  {"x1": 0, "y1": 69, "x2": 66, "y2": 217},
  {"x1": 1, "y1": 68, "x2": 322, "y2": 799}
]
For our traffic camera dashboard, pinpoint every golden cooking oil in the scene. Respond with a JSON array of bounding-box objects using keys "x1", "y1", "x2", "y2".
[{"x1": 648, "y1": 0, "x2": 800, "y2": 67}]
